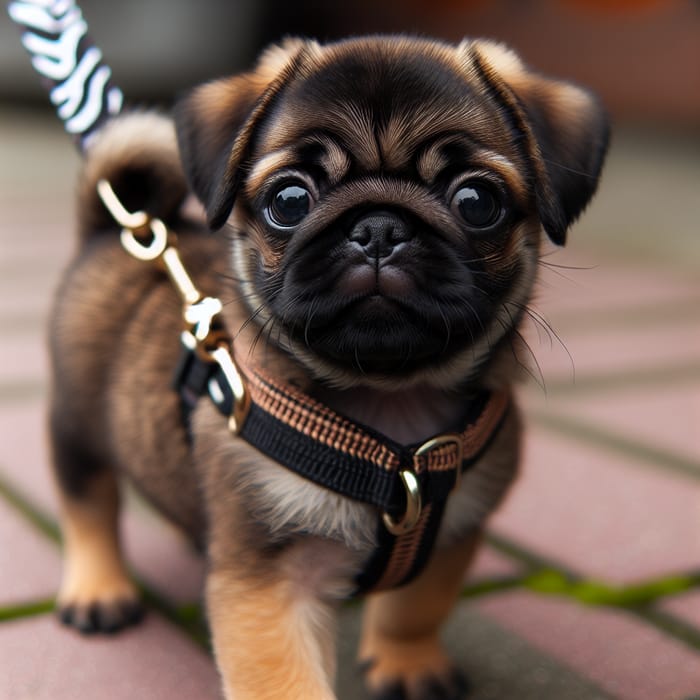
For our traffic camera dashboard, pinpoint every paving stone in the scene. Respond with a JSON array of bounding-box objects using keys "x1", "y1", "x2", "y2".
[
  {"x1": 122, "y1": 497, "x2": 205, "y2": 605},
  {"x1": 533, "y1": 382, "x2": 700, "y2": 465},
  {"x1": 0, "y1": 496, "x2": 60, "y2": 605},
  {"x1": 661, "y1": 589, "x2": 700, "y2": 631},
  {"x1": 490, "y1": 427, "x2": 700, "y2": 583},
  {"x1": 524, "y1": 318, "x2": 700, "y2": 385},
  {"x1": 534, "y1": 250, "x2": 700, "y2": 318},
  {"x1": 0, "y1": 401, "x2": 56, "y2": 515},
  {"x1": 0, "y1": 613, "x2": 220, "y2": 700},
  {"x1": 476, "y1": 591, "x2": 700, "y2": 700},
  {"x1": 0, "y1": 286, "x2": 54, "y2": 326},
  {"x1": 0, "y1": 335, "x2": 48, "y2": 388},
  {"x1": 336, "y1": 600, "x2": 613, "y2": 700},
  {"x1": 467, "y1": 543, "x2": 523, "y2": 581}
]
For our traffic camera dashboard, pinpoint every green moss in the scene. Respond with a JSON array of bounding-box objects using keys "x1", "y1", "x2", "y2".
[
  {"x1": 0, "y1": 472, "x2": 60, "y2": 543},
  {"x1": 524, "y1": 569, "x2": 700, "y2": 607},
  {"x1": 0, "y1": 599, "x2": 54, "y2": 622},
  {"x1": 531, "y1": 412, "x2": 700, "y2": 480}
]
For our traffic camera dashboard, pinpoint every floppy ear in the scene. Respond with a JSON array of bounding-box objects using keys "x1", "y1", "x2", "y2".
[
  {"x1": 469, "y1": 41, "x2": 609, "y2": 245},
  {"x1": 174, "y1": 39, "x2": 312, "y2": 230}
]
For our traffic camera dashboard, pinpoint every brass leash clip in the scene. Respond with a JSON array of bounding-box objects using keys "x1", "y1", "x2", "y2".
[{"x1": 96, "y1": 179, "x2": 250, "y2": 434}]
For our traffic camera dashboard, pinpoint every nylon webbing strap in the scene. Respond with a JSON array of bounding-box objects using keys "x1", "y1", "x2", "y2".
[{"x1": 176, "y1": 341, "x2": 511, "y2": 592}]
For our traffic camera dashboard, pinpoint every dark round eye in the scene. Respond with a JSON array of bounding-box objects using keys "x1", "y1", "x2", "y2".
[
  {"x1": 267, "y1": 183, "x2": 312, "y2": 229},
  {"x1": 452, "y1": 182, "x2": 501, "y2": 228}
]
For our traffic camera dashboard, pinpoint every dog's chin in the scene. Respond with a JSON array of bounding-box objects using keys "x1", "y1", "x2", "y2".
[{"x1": 284, "y1": 295, "x2": 473, "y2": 379}]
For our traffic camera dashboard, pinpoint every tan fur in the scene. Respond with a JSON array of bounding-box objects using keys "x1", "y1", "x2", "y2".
[
  {"x1": 56, "y1": 471, "x2": 138, "y2": 619},
  {"x1": 207, "y1": 572, "x2": 336, "y2": 700}
]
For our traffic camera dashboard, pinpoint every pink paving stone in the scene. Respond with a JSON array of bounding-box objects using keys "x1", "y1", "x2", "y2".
[
  {"x1": 467, "y1": 543, "x2": 523, "y2": 582},
  {"x1": 1, "y1": 233, "x2": 73, "y2": 272},
  {"x1": 532, "y1": 382, "x2": 700, "y2": 464},
  {"x1": 0, "y1": 401, "x2": 56, "y2": 515},
  {"x1": 533, "y1": 248, "x2": 700, "y2": 317},
  {"x1": 0, "y1": 613, "x2": 220, "y2": 700},
  {"x1": 121, "y1": 501, "x2": 205, "y2": 604},
  {"x1": 0, "y1": 496, "x2": 61, "y2": 605},
  {"x1": 476, "y1": 591, "x2": 700, "y2": 700},
  {"x1": 661, "y1": 589, "x2": 700, "y2": 630},
  {"x1": 0, "y1": 335, "x2": 49, "y2": 386},
  {"x1": 490, "y1": 427, "x2": 700, "y2": 584},
  {"x1": 522, "y1": 318, "x2": 700, "y2": 387},
  {"x1": 0, "y1": 285, "x2": 54, "y2": 321}
]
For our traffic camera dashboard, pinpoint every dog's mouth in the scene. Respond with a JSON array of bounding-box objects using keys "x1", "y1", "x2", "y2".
[{"x1": 283, "y1": 290, "x2": 478, "y2": 376}]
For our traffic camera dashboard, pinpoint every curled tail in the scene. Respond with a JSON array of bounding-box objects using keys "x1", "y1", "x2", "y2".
[{"x1": 77, "y1": 111, "x2": 189, "y2": 240}]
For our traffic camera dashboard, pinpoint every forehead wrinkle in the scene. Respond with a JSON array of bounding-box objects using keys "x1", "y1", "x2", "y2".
[
  {"x1": 472, "y1": 149, "x2": 529, "y2": 201},
  {"x1": 416, "y1": 144, "x2": 448, "y2": 184},
  {"x1": 377, "y1": 98, "x2": 502, "y2": 172},
  {"x1": 307, "y1": 133, "x2": 352, "y2": 185},
  {"x1": 324, "y1": 102, "x2": 380, "y2": 169},
  {"x1": 244, "y1": 148, "x2": 296, "y2": 198}
]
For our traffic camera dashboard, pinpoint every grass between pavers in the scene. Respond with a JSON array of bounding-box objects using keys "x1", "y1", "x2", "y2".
[
  {"x1": 542, "y1": 361, "x2": 700, "y2": 398},
  {"x1": 485, "y1": 531, "x2": 700, "y2": 652},
  {"x1": 531, "y1": 411, "x2": 700, "y2": 481},
  {"x1": 535, "y1": 361, "x2": 700, "y2": 398},
  {"x1": 0, "y1": 599, "x2": 54, "y2": 622},
  {"x1": 0, "y1": 379, "x2": 46, "y2": 403},
  {"x1": 2, "y1": 467, "x2": 700, "y2": 658}
]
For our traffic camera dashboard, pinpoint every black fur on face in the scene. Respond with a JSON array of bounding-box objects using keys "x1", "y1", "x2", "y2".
[{"x1": 175, "y1": 36, "x2": 608, "y2": 386}]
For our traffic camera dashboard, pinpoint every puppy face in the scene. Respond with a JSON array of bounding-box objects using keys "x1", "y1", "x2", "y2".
[{"x1": 176, "y1": 37, "x2": 608, "y2": 389}]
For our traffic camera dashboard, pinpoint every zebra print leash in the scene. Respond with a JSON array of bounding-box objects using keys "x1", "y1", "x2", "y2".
[{"x1": 8, "y1": 0, "x2": 123, "y2": 150}]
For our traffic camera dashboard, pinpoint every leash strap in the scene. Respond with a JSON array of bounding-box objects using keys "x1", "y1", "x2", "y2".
[{"x1": 8, "y1": 0, "x2": 123, "y2": 150}]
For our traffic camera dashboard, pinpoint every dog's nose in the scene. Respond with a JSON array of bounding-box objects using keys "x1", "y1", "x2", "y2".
[{"x1": 348, "y1": 210, "x2": 412, "y2": 259}]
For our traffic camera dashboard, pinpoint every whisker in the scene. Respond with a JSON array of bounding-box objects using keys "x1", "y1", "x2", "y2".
[{"x1": 507, "y1": 301, "x2": 575, "y2": 382}]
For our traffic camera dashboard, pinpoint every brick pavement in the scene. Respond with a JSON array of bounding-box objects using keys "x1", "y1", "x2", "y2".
[{"x1": 1, "y1": 107, "x2": 699, "y2": 699}]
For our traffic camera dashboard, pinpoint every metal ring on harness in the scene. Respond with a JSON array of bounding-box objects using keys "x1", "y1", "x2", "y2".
[{"x1": 382, "y1": 468, "x2": 422, "y2": 535}]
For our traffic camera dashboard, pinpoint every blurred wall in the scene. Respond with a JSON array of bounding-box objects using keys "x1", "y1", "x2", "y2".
[{"x1": 1, "y1": 0, "x2": 699, "y2": 127}]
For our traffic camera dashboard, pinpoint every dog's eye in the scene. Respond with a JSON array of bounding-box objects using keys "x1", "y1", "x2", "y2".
[
  {"x1": 452, "y1": 182, "x2": 501, "y2": 228},
  {"x1": 267, "y1": 183, "x2": 312, "y2": 229}
]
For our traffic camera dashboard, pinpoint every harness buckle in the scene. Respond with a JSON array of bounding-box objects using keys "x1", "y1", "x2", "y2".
[
  {"x1": 414, "y1": 433, "x2": 464, "y2": 492},
  {"x1": 209, "y1": 344, "x2": 251, "y2": 434}
]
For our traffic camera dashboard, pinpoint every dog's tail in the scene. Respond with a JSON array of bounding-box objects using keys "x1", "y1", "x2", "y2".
[{"x1": 76, "y1": 111, "x2": 189, "y2": 240}]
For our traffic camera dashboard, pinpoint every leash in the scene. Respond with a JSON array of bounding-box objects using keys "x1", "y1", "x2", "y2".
[
  {"x1": 8, "y1": 0, "x2": 123, "y2": 150},
  {"x1": 10, "y1": 2, "x2": 512, "y2": 592}
]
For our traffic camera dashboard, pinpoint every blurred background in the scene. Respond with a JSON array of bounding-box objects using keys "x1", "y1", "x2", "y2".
[
  {"x1": 1, "y1": 0, "x2": 698, "y2": 266},
  {"x1": 1, "y1": 3, "x2": 700, "y2": 699}
]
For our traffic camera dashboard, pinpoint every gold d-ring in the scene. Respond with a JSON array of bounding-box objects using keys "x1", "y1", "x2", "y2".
[{"x1": 382, "y1": 468, "x2": 422, "y2": 535}]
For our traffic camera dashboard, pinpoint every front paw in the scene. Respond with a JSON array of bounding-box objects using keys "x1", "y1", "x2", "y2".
[
  {"x1": 57, "y1": 570, "x2": 144, "y2": 634},
  {"x1": 359, "y1": 638, "x2": 469, "y2": 700}
]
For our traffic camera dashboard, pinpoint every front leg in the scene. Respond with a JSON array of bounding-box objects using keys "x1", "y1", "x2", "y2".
[
  {"x1": 206, "y1": 564, "x2": 338, "y2": 700},
  {"x1": 359, "y1": 532, "x2": 481, "y2": 700}
]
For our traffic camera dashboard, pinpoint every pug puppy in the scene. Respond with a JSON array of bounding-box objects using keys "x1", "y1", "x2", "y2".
[{"x1": 50, "y1": 36, "x2": 608, "y2": 700}]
